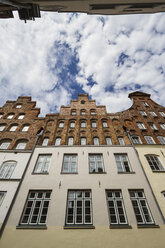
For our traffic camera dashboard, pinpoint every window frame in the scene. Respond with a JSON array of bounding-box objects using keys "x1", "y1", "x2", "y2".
[
  {"x1": 89, "y1": 154, "x2": 104, "y2": 173},
  {"x1": 139, "y1": 111, "x2": 147, "y2": 117},
  {"x1": 137, "y1": 122, "x2": 146, "y2": 130},
  {"x1": 148, "y1": 122, "x2": 157, "y2": 130},
  {"x1": 160, "y1": 123, "x2": 165, "y2": 130},
  {"x1": 62, "y1": 154, "x2": 78, "y2": 174},
  {"x1": 9, "y1": 125, "x2": 18, "y2": 132},
  {"x1": 68, "y1": 137, "x2": 74, "y2": 146},
  {"x1": 0, "y1": 125, "x2": 6, "y2": 131},
  {"x1": 106, "y1": 137, "x2": 112, "y2": 145},
  {"x1": 131, "y1": 136, "x2": 142, "y2": 144},
  {"x1": 80, "y1": 121, "x2": 86, "y2": 128},
  {"x1": 22, "y1": 125, "x2": 29, "y2": 132},
  {"x1": 18, "y1": 114, "x2": 25, "y2": 120},
  {"x1": 118, "y1": 137, "x2": 125, "y2": 145},
  {"x1": 7, "y1": 114, "x2": 14, "y2": 119},
  {"x1": 159, "y1": 112, "x2": 165, "y2": 117},
  {"x1": 149, "y1": 111, "x2": 157, "y2": 117},
  {"x1": 65, "y1": 190, "x2": 93, "y2": 226},
  {"x1": 70, "y1": 122, "x2": 75, "y2": 128},
  {"x1": 42, "y1": 138, "x2": 49, "y2": 146},
  {"x1": 0, "y1": 161, "x2": 16, "y2": 179},
  {"x1": 157, "y1": 136, "x2": 165, "y2": 144},
  {"x1": 0, "y1": 140, "x2": 11, "y2": 149},
  {"x1": 0, "y1": 191, "x2": 6, "y2": 206},
  {"x1": 93, "y1": 137, "x2": 99, "y2": 145},
  {"x1": 144, "y1": 136, "x2": 155, "y2": 144},
  {"x1": 114, "y1": 154, "x2": 132, "y2": 173},
  {"x1": 33, "y1": 154, "x2": 51, "y2": 174},
  {"x1": 58, "y1": 122, "x2": 64, "y2": 128},
  {"x1": 80, "y1": 137, "x2": 86, "y2": 145},
  {"x1": 55, "y1": 137, "x2": 61, "y2": 146},
  {"x1": 16, "y1": 142, "x2": 27, "y2": 150},
  {"x1": 145, "y1": 155, "x2": 164, "y2": 172},
  {"x1": 91, "y1": 121, "x2": 97, "y2": 128}
]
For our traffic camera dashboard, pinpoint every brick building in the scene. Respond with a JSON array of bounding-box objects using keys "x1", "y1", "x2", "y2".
[{"x1": 0, "y1": 91, "x2": 165, "y2": 248}]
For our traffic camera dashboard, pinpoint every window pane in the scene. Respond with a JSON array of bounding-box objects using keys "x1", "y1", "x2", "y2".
[{"x1": 62, "y1": 155, "x2": 77, "y2": 173}]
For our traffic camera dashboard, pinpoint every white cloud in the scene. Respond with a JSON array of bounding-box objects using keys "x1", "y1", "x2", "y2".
[{"x1": 0, "y1": 12, "x2": 165, "y2": 115}]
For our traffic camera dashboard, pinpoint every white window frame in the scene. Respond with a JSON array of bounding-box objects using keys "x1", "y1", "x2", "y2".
[
  {"x1": 129, "y1": 190, "x2": 154, "y2": 225},
  {"x1": 118, "y1": 137, "x2": 125, "y2": 145},
  {"x1": 7, "y1": 114, "x2": 14, "y2": 119},
  {"x1": 149, "y1": 111, "x2": 157, "y2": 117},
  {"x1": 16, "y1": 142, "x2": 27, "y2": 150},
  {"x1": 91, "y1": 121, "x2": 97, "y2": 128},
  {"x1": 93, "y1": 137, "x2": 99, "y2": 145},
  {"x1": 18, "y1": 114, "x2": 25, "y2": 120},
  {"x1": 160, "y1": 123, "x2": 165, "y2": 130},
  {"x1": 103, "y1": 121, "x2": 108, "y2": 128},
  {"x1": 55, "y1": 137, "x2": 61, "y2": 146},
  {"x1": 115, "y1": 154, "x2": 132, "y2": 173},
  {"x1": 142, "y1": 102, "x2": 149, "y2": 107},
  {"x1": 0, "y1": 125, "x2": 6, "y2": 131},
  {"x1": 22, "y1": 126, "x2": 29, "y2": 132},
  {"x1": 132, "y1": 136, "x2": 142, "y2": 144},
  {"x1": 9, "y1": 125, "x2": 18, "y2": 132},
  {"x1": 137, "y1": 122, "x2": 146, "y2": 130},
  {"x1": 34, "y1": 155, "x2": 51, "y2": 173},
  {"x1": 81, "y1": 110, "x2": 86, "y2": 115},
  {"x1": 148, "y1": 123, "x2": 157, "y2": 130},
  {"x1": 59, "y1": 122, "x2": 64, "y2": 128},
  {"x1": 68, "y1": 137, "x2": 74, "y2": 146},
  {"x1": 16, "y1": 104, "x2": 22, "y2": 109},
  {"x1": 70, "y1": 122, "x2": 75, "y2": 128},
  {"x1": 81, "y1": 137, "x2": 86, "y2": 145},
  {"x1": 0, "y1": 161, "x2": 16, "y2": 178},
  {"x1": 106, "y1": 137, "x2": 112, "y2": 145},
  {"x1": 42, "y1": 138, "x2": 49, "y2": 146},
  {"x1": 20, "y1": 191, "x2": 51, "y2": 225},
  {"x1": 144, "y1": 136, "x2": 155, "y2": 144},
  {"x1": 159, "y1": 112, "x2": 165, "y2": 117},
  {"x1": 106, "y1": 190, "x2": 128, "y2": 225},
  {"x1": 62, "y1": 154, "x2": 77, "y2": 173},
  {"x1": 0, "y1": 192, "x2": 6, "y2": 206},
  {"x1": 0, "y1": 141, "x2": 11, "y2": 149},
  {"x1": 66, "y1": 190, "x2": 92, "y2": 225},
  {"x1": 89, "y1": 154, "x2": 104, "y2": 173},
  {"x1": 139, "y1": 111, "x2": 147, "y2": 117},
  {"x1": 90, "y1": 110, "x2": 96, "y2": 115},
  {"x1": 157, "y1": 136, "x2": 165, "y2": 144},
  {"x1": 71, "y1": 110, "x2": 76, "y2": 116},
  {"x1": 81, "y1": 121, "x2": 86, "y2": 128},
  {"x1": 145, "y1": 155, "x2": 164, "y2": 171}
]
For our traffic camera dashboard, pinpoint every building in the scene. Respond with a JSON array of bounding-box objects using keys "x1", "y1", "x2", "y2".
[
  {"x1": 0, "y1": 92, "x2": 165, "y2": 247},
  {"x1": 1, "y1": 0, "x2": 165, "y2": 21}
]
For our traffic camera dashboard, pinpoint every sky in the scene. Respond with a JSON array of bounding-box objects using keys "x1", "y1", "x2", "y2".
[{"x1": 0, "y1": 11, "x2": 165, "y2": 116}]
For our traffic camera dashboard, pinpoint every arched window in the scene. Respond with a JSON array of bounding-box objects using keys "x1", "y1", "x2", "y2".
[
  {"x1": 55, "y1": 137, "x2": 61, "y2": 146},
  {"x1": 90, "y1": 109, "x2": 96, "y2": 115},
  {"x1": 70, "y1": 122, "x2": 75, "y2": 128},
  {"x1": 71, "y1": 110, "x2": 76, "y2": 116},
  {"x1": 81, "y1": 137, "x2": 86, "y2": 145},
  {"x1": 81, "y1": 121, "x2": 86, "y2": 128},
  {"x1": 144, "y1": 136, "x2": 155, "y2": 144},
  {"x1": 91, "y1": 121, "x2": 97, "y2": 128},
  {"x1": 42, "y1": 138, "x2": 49, "y2": 146},
  {"x1": 22, "y1": 125, "x2": 30, "y2": 132},
  {"x1": 131, "y1": 136, "x2": 142, "y2": 144},
  {"x1": 118, "y1": 137, "x2": 125, "y2": 145},
  {"x1": 18, "y1": 114, "x2": 25, "y2": 120},
  {"x1": 9, "y1": 124, "x2": 18, "y2": 132},
  {"x1": 81, "y1": 110, "x2": 86, "y2": 115},
  {"x1": 16, "y1": 104, "x2": 22, "y2": 109},
  {"x1": 106, "y1": 137, "x2": 112, "y2": 145},
  {"x1": 0, "y1": 124, "x2": 6, "y2": 131},
  {"x1": 59, "y1": 121, "x2": 64, "y2": 128},
  {"x1": 0, "y1": 139, "x2": 11, "y2": 149},
  {"x1": 68, "y1": 137, "x2": 74, "y2": 145},
  {"x1": 7, "y1": 113, "x2": 14, "y2": 119},
  {"x1": 145, "y1": 155, "x2": 164, "y2": 171},
  {"x1": 157, "y1": 136, "x2": 165, "y2": 144},
  {"x1": 0, "y1": 161, "x2": 16, "y2": 179},
  {"x1": 93, "y1": 137, "x2": 99, "y2": 145},
  {"x1": 16, "y1": 139, "x2": 28, "y2": 150}
]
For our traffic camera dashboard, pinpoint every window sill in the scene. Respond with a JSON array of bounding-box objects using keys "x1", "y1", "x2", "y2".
[
  {"x1": 137, "y1": 224, "x2": 159, "y2": 228},
  {"x1": 64, "y1": 225, "x2": 95, "y2": 229},
  {"x1": 16, "y1": 225, "x2": 47, "y2": 229},
  {"x1": 110, "y1": 224, "x2": 132, "y2": 229},
  {"x1": 118, "y1": 172, "x2": 135, "y2": 174},
  {"x1": 31, "y1": 172, "x2": 49, "y2": 175},
  {"x1": 61, "y1": 172, "x2": 78, "y2": 175},
  {"x1": 89, "y1": 172, "x2": 107, "y2": 174},
  {"x1": 152, "y1": 170, "x2": 165, "y2": 173}
]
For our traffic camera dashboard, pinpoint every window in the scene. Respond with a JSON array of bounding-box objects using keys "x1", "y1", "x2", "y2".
[
  {"x1": 66, "y1": 190, "x2": 92, "y2": 225},
  {"x1": 132, "y1": 136, "x2": 141, "y2": 144},
  {"x1": 55, "y1": 137, "x2": 61, "y2": 146},
  {"x1": 7, "y1": 114, "x2": 14, "y2": 119},
  {"x1": 22, "y1": 125, "x2": 29, "y2": 132},
  {"x1": 0, "y1": 192, "x2": 6, "y2": 206},
  {"x1": 59, "y1": 122, "x2": 64, "y2": 128},
  {"x1": 81, "y1": 110, "x2": 86, "y2": 115},
  {"x1": 16, "y1": 142, "x2": 27, "y2": 150},
  {"x1": 129, "y1": 190, "x2": 154, "y2": 225},
  {"x1": 106, "y1": 190, "x2": 128, "y2": 225},
  {"x1": 70, "y1": 122, "x2": 75, "y2": 128},
  {"x1": 106, "y1": 137, "x2": 112, "y2": 145},
  {"x1": 16, "y1": 104, "x2": 22, "y2": 109},
  {"x1": 160, "y1": 123, "x2": 165, "y2": 130},
  {"x1": 71, "y1": 110, "x2": 76, "y2": 116},
  {"x1": 18, "y1": 114, "x2": 25, "y2": 119},
  {"x1": 157, "y1": 136, "x2": 165, "y2": 144},
  {"x1": 145, "y1": 155, "x2": 164, "y2": 171},
  {"x1": 81, "y1": 121, "x2": 86, "y2": 128},
  {"x1": 0, "y1": 161, "x2": 16, "y2": 178},
  {"x1": 149, "y1": 111, "x2": 157, "y2": 117},
  {"x1": 115, "y1": 154, "x2": 132, "y2": 173},
  {"x1": 0, "y1": 125, "x2": 6, "y2": 131},
  {"x1": 89, "y1": 154, "x2": 104, "y2": 173},
  {"x1": 91, "y1": 121, "x2": 97, "y2": 128},
  {"x1": 159, "y1": 111, "x2": 165, "y2": 117},
  {"x1": 137, "y1": 122, "x2": 146, "y2": 130},
  {"x1": 68, "y1": 137, "x2": 74, "y2": 145},
  {"x1": 81, "y1": 137, "x2": 86, "y2": 145},
  {"x1": 118, "y1": 137, "x2": 125, "y2": 145},
  {"x1": 34, "y1": 155, "x2": 51, "y2": 173},
  {"x1": 9, "y1": 125, "x2": 18, "y2": 132},
  {"x1": 62, "y1": 154, "x2": 77, "y2": 173},
  {"x1": 142, "y1": 102, "x2": 149, "y2": 107},
  {"x1": 144, "y1": 136, "x2": 155, "y2": 144},
  {"x1": 0, "y1": 140, "x2": 11, "y2": 149},
  {"x1": 42, "y1": 138, "x2": 49, "y2": 146},
  {"x1": 148, "y1": 123, "x2": 157, "y2": 130},
  {"x1": 139, "y1": 111, "x2": 147, "y2": 117},
  {"x1": 90, "y1": 110, "x2": 96, "y2": 115},
  {"x1": 103, "y1": 121, "x2": 108, "y2": 128},
  {"x1": 0, "y1": 113, "x2": 3, "y2": 118},
  {"x1": 20, "y1": 191, "x2": 51, "y2": 225},
  {"x1": 93, "y1": 137, "x2": 99, "y2": 145}
]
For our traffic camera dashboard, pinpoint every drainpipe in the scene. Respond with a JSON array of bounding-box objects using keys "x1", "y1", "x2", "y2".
[
  {"x1": 123, "y1": 126, "x2": 165, "y2": 223},
  {"x1": 0, "y1": 128, "x2": 43, "y2": 238}
]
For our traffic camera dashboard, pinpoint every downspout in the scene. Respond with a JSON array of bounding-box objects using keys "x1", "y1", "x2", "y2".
[
  {"x1": 123, "y1": 126, "x2": 165, "y2": 223},
  {"x1": 0, "y1": 128, "x2": 43, "y2": 238}
]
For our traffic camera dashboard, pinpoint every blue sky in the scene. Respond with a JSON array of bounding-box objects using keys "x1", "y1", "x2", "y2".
[{"x1": 0, "y1": 11, "x2": 165, "y2": 115}]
